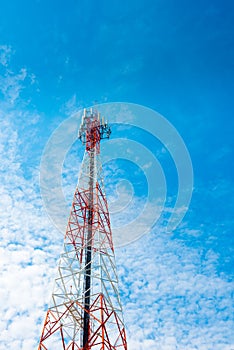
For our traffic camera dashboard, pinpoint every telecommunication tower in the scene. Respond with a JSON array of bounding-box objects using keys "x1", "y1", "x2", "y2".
[{"x1": 38, "y1": 109, "x2": 128, "y2": 349}]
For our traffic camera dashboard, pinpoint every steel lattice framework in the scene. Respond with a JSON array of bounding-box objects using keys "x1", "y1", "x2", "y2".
[{"x1": 38, "y1": 109, "x2": 127, "y2": 350}]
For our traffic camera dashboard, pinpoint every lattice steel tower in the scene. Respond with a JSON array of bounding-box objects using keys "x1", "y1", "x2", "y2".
[{"x1": 38, "y1": 109, "x2": 127, "y2": 349}]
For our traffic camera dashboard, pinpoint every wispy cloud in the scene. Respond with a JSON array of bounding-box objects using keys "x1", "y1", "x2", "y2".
[
  {"x1": 0, "y1": 122, "x2": 58, "y2": 348},
  {"x1": 0, "y1": 45, "x2": 61, "y2": 349},
  {"x1": 0, "y1": 45, "x2": 37, "y2": 106},
  {"x1": 116, "y1": 229, "x2": 234, "y2": 349},
  {"x1": 0, "y1": 45, "x2": 12, "y2": 67}
]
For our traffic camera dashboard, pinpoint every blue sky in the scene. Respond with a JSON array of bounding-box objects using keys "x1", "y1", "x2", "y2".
[{"x1": 0, "y1": 0, "x2": 233, "y2": 349}]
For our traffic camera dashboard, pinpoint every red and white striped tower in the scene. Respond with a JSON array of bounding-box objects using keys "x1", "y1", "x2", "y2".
[{"x1": 38, "y1": 109, "x2": 127, "y2": 349}]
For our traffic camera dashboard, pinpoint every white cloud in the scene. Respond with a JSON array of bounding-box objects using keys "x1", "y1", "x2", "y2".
[
  {"x1": 0, "y1": 45, "x2": 37, "y2": 107},
  {"x1": 115, "y1": 230, "x2": 234, "y2": 349},
  {"x1": 0, "y1": 45, "x2": 12, "y2": 67},
  {"x1": 0, "y1": 67, "x2": 28, "y2": 105},
  {"x1": 0, "y1": 50, "x2": 62, "y2": 349}
]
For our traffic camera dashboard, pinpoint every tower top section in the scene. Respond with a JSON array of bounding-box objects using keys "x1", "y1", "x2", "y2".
[{"x1": 78, "y1": 108, "x2": 111, "y2": 152}]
